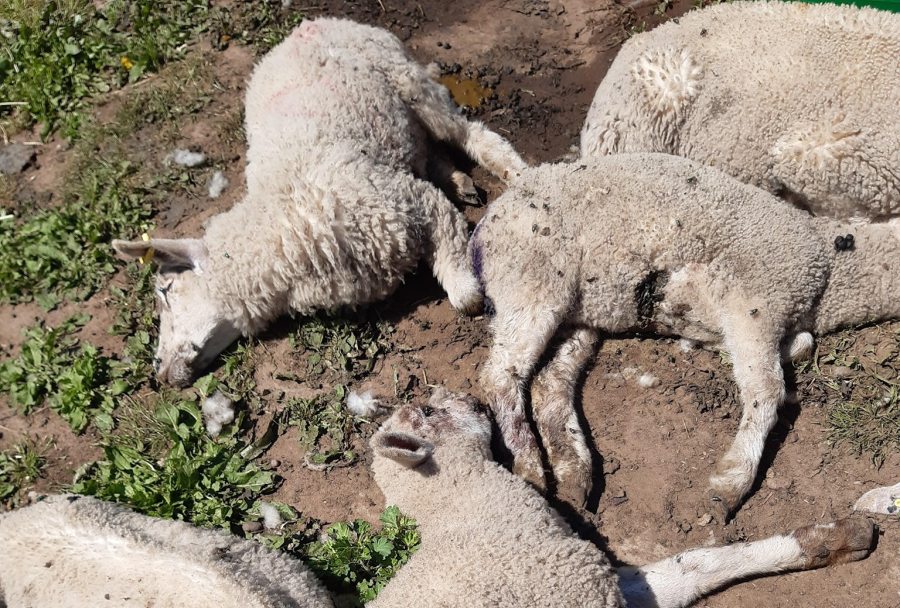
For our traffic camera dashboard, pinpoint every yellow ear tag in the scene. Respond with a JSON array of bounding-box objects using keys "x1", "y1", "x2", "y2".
[{"x1": 139, "y1": 232, "x2": 155, "y2": 265}]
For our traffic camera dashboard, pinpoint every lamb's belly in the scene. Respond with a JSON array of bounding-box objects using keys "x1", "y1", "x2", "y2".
[{"x1": 652, "y1": 264, "x2": 723, "y2": 345}]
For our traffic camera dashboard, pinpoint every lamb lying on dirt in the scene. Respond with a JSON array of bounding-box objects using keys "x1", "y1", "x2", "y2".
[
  {"x1": 0, "y1": 494, "x2": 335, "y2": 608},
  {"x1": 368, "y1": 389, "x2": 875, "y2": 607},
  {"x1": 580, "y1": 1, "x2": 900, "y2": 221},
  {"x1": 0, "y1": 395, "x2": 876, "y2": 608},
  {"x1": 112, "y1": 18, "x2": 525, "y2": 386},
  {"x1": 470, "y1": 153, "x2": 900, "y2": 516}
]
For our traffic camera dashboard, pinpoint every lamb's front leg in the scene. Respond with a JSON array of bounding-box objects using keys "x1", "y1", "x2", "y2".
[
  {"x1": 618, "y1": 518, "x2": 874, "y2": 608},
  {"x1": 406, "y1": 174, "x2": 483, "y2": 315},
  {"x1": 481, "y1": 307, "x2": 567, "y2": 491},
  {"x1": 531, "y1": 327, "x2": 599, "y2": 508},
  {"x1": 708, "y1": 318, "x2": 785, "y2": 518}
]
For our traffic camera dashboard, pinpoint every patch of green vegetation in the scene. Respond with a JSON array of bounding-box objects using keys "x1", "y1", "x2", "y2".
[
  {"x1": 109, "y1": 263, "x2": 157, "y2": 382},
  {"x1": 72, "y1": 394, "x2": 275, "y2": 529},
  {"x1": 0, "y1": 437, "x2": 49, "y2": 502},
  {"x1": 286, "y1": 385, "x2": 363, "y2": 468},
  {"x1": 804, "y1": 327, "x2": 900, "y2": 466},
  {"x1": 0, "y1": 315, "x2": 136, "y2": 432},
  {"x1": 210, "y1": 2, "x2": 305, "y2": 54},
  {"x1": 0, "y1": 0, "x2": 212, "y2": 138},
  {"x1": 293, "y1": 314, "x2": 392, "y2": 381},
  {"x1": 0, "y1": 155, "x2": 151, "y2": 306},
  {"x1": 305, "y1": 506, "x2": 421, "y2": 605}
]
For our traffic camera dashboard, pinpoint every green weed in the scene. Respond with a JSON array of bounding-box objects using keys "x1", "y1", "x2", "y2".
[
  {"x1": 805, "y1": 326, "x2": 900, "y2": 466},
  {"x1": 0, "y1": 315, "x2": 135, "y2": 432},
  {"x1": 209, "y1": 2, "x2": 305, "y2": 54},
  {"x1": 305, "y1": 506, "x2": 421, "y2": 605},
  {"x1": 0, "y1": 156, "x2": 151, "y2": 306},
  {"x1": 109, "y1": 262, "x2": 157, "y2": 382},
  {"x1": 0, "y1": 0, "x2": 211, "y2": 138},
  {"x1": 0, "y1": 437, "x2": 49, "y2": 502},
  {"x1": 294, "y1": 314, "x2": 392, "y2": 381},
  {"x1": 72, "y1": 394, "x2": 275, "y2": 529},
  {"x1": 286, "y1": 385, "x2": 362, "y2": 468}
]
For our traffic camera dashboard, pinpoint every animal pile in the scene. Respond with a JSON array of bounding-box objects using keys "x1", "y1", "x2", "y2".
[{"x1": 4, "y1": 2, "x2": 899, "y2": 606}]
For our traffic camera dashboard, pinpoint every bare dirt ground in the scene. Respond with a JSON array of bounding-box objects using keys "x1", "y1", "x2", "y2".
[{"x1": 1, "y1": 0, "x2": 898, "y2": 606}]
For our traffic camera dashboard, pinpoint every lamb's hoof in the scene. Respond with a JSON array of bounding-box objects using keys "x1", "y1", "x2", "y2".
[
  {"x1": 451, "y1": 171, "x2": 481, "y2": 206},
  {"x1": 556, "y1": 476, "x2": 589, "y2": 510},
  {"x1": 513, "y1": 457, "x2": 548, "y2": 494},
  {"x1": 708, "y1": 487, "x2": 742, "y2": 524},
  {"x1": 552, "y1": 459, "x2": 591, "y2": 509},
  {"x1": 792, "y1": 518, "x2": 875, "y2": 569}
]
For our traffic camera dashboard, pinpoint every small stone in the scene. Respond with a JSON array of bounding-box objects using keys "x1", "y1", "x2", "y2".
[
  {"x1": 268, "y1": 459, "x2": 281, "y2": 468},
  {"x1": 678, "y1": 521, "x2": 693, "y2": 533},
  {"x1": 830, "y1": 365, "x2": 855, "y2": 379},
  {"x1": 697, "y1": 513, "x2": 714, "y2": 527},
  {"x1": 0, "y1": 143, "x2": 36, "y2": 174},
  {"x1": 765, "y1": 476, "x2": 791, "y2": 491},
  {"x1": 242, "y1": 521, "x2": 263, "y2": 534}
]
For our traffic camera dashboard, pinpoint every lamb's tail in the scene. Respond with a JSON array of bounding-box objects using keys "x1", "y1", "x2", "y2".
[{"x1": 617, "y1": 518, "x2": 875, "y2": 608}]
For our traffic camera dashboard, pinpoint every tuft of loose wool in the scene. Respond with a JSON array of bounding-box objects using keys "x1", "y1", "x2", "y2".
[
  {"x1": 259, "y1": 502, "x2": 284, "y2": 530},
  {"x1": 638, "y1": 373, "x2": 660, "y2": 389},
  {"x1": 208, "y1": 171, "x2": 229, "y2": 199},
  {"x1": 202, "y1": 391, "x2": 235, "y2": 438},
  {"x1": 346, "y1": 390, "x2": 380, "y2": 418},
  {"x1": 168, "y1": 148, "x2": 207, "y2": 167}
]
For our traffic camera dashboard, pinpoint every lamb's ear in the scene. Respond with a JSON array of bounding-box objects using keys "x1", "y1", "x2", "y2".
[
  {"x1": 112, "y1": 238, "x2": 209, "y2": 272},
  {"x1": 372, "y1": 431, "x2": 434, "y2": 468}
]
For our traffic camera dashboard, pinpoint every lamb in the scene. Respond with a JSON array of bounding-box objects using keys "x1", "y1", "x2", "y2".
[
  {"x1": 111, "y1": 18, "x2": 526, "y2": 386},
  {"x1": 368, "y1": 388, "x2": 876, "y2": 607},
  {"x1": 470, "y1": 153, "x2": 900, "y2": 516},
  {"x1": 579, "y1": 1, "x2": 900, "y2": 221},
  {"x1": 1, "y1": 395, "x2": 876, "y2": 608},
  {"x1": 0, "y1": 494, "x2": 334, "y2": 608}
]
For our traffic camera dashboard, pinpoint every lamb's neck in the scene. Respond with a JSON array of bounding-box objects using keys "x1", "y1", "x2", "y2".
[{"x1": 813, "y1": 219, "x2": 900, "y2": 335}]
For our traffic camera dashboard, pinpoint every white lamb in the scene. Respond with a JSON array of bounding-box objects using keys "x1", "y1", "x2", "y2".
[
  {"x1": 0, "y1": 494, "x2": 334, "y2": 608},
  {"x1": 470, "y1": 153, "x2": 900, "y2": 516},
  {"x1": 112, "y1": 18, "x2": 526, "y2": 386},
  {"x1": 0, "y1": 394, "x2": 876, "y2": 608},
  {"x1": 580, "y1": 1, "x2": 900, "y2": 221},
  {"x1": 368, "y1": 389, "x2": 875, "y2": 607}
]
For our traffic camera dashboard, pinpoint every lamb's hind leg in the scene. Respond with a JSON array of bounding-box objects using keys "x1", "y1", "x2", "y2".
[
  {"x1": 531, "y1": 327, "x2": 598, "y2": 507},
  {"x1": 393, "y1": 64, "x2": 527, "y2": 182},
  {"x1": 618, "y1": 518, "x2": 874, "y2": 608},
  {"x1": 709, "y1": 315, "x2": 785, "y2": 518},
  {"x1": 481, "y1": 306, "x2": 569, "y2": 491}
]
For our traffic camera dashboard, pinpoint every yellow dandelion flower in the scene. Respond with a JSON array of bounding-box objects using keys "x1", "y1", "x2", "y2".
[{"x1": 121, "y1": 56, "x2": 134, "y2": 71}]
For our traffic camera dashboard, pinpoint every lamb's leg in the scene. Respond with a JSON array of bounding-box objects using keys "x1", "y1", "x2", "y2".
[
  {"x1": 531, "y1": 327, "x2": 598, "y2": 507},
  {"x1": 481, "y1": 308, "x2": 567, "y2": 491},
  {"x1": 708, "y1": 318, "x2": 785, "y2": 518},
  {"x1": 393, "y1": 64, "x2": 527, "y2": 182},
  {"x1": 618, "y1": 518, "x2": 874, "y2": 608},
  {"x1": 405, "y1": 174, "x2": 483, "y2": 315},
  {"x1": 426, "y1": 151, "x2": 481, "y2": 206}
]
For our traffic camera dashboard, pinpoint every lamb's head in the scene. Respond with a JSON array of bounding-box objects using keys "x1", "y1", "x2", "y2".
[
  {"x1": 371, "y1": 388, "x2": 493, "y2": 470},
  {"x1": 112, "y1": 237, "x2": 241, "y2": 387}
]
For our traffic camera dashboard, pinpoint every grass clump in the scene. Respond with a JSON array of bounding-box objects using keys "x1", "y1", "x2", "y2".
[
  {"x1": 0, "y1": 156, "x2": 151, "y2": 306},
  {"x1": 305, "y1": 506, "x2": 421, "y2": 605},
  {"x1": 0, "y1": 0, "x2": 211, "y2": 138},
  {"x1": 0, "y1": 315, "x2": 134, "y2": 432},
  {"x1": 286, "y1": 385, "x2": 362, "y2": 468},
  {"x1": 209, "y1": 2, "x2": 305, "y2": 54},
  {"x1": 805, "y1": 327, "x2": 900, "y2": 466},
  {"x1": 72, "y1": 394, "x2": 275, "y2": 529},
  {"x1": 294, "y1": 314, "x2": 392, "y2": 381},
  {"x1": 0, "y1": 437, "x2": 48, "y2": 503},
  {"x1": 109, "y1": 262, "x2": 157, "y2": 381}
]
